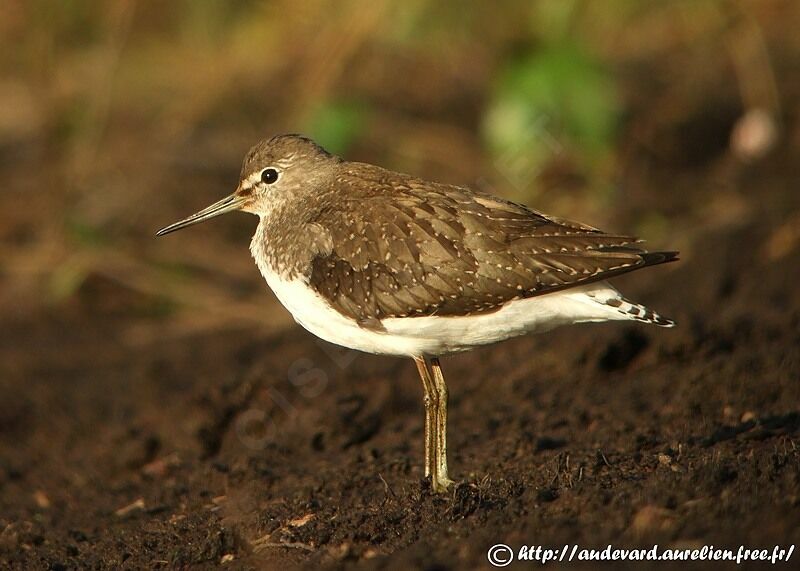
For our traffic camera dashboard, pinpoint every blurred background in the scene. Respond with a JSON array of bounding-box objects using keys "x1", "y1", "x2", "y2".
[{"x1": 1, "y1": 0, "x2": 796, "y2": 335}]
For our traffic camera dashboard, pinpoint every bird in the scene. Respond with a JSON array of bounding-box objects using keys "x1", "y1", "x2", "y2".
[{"x1": 157, "y1": 134, "x2": 678, "y2": 493}]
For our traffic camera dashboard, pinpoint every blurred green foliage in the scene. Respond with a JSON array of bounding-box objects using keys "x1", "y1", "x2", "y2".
[
  {"x1": 483, "y1": 41, "x2": 620, "y2": 196},
  {"x1": 49, "y1": 258, "x2": 89, "y2": 301},
  {"x1": 66, "y1": 217, "x2": 108, "y2": 248}
]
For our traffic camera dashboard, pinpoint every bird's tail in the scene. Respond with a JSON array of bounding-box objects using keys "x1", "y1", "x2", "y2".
[
  {"x1": 604, "y1": 295, "x2": 675, "y2": 327},
  {"x1": 582, "y1": 284, "x2": 675, "y2": 327},
  {"x1": 640, "y1": 250, "x2": 680, "y2": 268}
]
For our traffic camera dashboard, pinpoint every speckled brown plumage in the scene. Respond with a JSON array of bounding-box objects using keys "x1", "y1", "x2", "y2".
[{"x1": 246, "y1": 136, "x2": 677, "y2": 328}]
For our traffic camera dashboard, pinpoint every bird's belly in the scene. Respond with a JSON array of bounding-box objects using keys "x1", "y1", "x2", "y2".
[
  {"x1": 259, "y1": 262, "x2": 622, "y2": 356},
  {"x1": 382, "y1": 284, "x2": 621, "y2": 354}
]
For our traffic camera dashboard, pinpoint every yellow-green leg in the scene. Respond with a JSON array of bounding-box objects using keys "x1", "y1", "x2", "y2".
[
  {"x1": 430, "y1": 357, "x2": 454, "y2": 492},
  {"x1": 414, "y1": 357, "x2": 437, "y2": 480},
  {"x1": 413, "y1": 356, "x2": 454, "y2": 493}
]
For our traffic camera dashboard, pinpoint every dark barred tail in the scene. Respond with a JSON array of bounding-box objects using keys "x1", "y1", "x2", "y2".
[
  {"x1": 612, "y1": 296, "x2": 676, "y2": 327},
  {"x1": 585, "y1": 286, "x2": 676, "y2": 328}
]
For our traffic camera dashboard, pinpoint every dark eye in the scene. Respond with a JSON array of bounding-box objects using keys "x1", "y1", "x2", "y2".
[{"x1": 260, "y1": 168, "x2": 279, "y2": 184}]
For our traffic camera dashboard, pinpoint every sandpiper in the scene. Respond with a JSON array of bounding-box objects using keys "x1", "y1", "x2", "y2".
[{"x1": 157, "y1": 134, "x2": 677, "y2": 493}]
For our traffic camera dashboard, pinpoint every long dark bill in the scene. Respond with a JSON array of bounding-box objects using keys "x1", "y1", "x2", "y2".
[{"x1": 156, "y1": 193, "x2": 246, "y2": 236}]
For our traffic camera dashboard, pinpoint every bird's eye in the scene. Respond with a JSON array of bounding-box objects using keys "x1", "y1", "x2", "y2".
[{"x1": 260, "y1": 168, "x2": 279, "y2": 184}]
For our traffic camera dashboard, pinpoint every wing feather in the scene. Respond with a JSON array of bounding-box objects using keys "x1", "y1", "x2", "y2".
[{"x1": 306, "y1": 167, "x2": 676, "y2": 326}]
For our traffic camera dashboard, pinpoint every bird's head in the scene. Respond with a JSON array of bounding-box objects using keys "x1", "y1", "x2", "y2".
[{"x1": 156, "y1": 134, "x2": 337, "y2": 236}]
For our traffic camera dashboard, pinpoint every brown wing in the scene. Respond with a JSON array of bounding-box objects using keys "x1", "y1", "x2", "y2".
[{"x1": 307, "y1": 167, "x2": 677, "y2": 327}]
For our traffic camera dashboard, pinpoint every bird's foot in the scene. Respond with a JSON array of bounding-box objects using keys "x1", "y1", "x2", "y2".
[{"x1": 430, "y1": 473, "x2": 455, "y2": 494}]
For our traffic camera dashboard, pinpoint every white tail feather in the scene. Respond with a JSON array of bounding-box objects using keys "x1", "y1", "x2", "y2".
[{"x1": 582, "y1": 283, "x2": 675, "y2": 327}]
